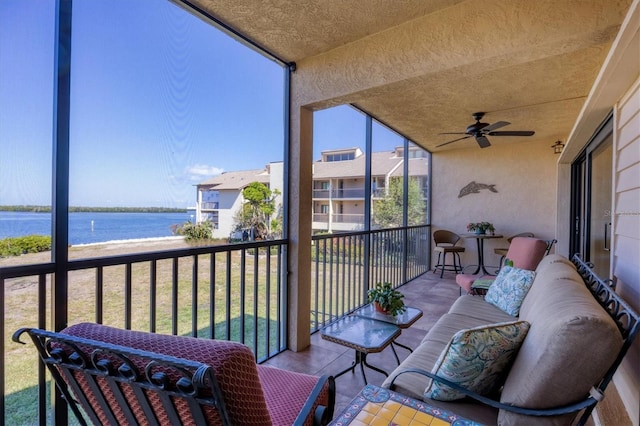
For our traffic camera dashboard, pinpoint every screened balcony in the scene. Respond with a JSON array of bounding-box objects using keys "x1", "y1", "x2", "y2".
[{"x1": 1, "y1": 0, "x2": 638, "y2": 425}]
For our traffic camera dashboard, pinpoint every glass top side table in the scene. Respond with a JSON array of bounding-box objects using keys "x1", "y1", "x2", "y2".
[
  {"x1": 321, "y1": 316, "x2": 400, "y2": 385},
  {"x1": 353, "y1": 304, "x2": 423, "y2": 328},
  {"x1": 353, "y1": 304, "x2": 423, "y2": 362}
]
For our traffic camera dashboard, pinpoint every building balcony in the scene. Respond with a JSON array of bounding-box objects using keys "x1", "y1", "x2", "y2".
[
  {"x1": 313, "y1": 213, "x2": 366, "y2": 231},
  {"x1": 313, "y1": 213, "x2": 365, "y2": 224},
  {"x1": 200, "y1": 201, "x2": 219, "y2": 210},
  {"x1": 313, "y1": 188, "x2": 367, "y2": 199},
  {"x1": 311, "y1": 188, "x2": 426, "y2": 200}
]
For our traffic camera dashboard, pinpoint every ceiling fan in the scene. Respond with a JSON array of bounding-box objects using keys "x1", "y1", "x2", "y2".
[{"x1": 437, "y1": 112, "x2": 535, "y2": 148}]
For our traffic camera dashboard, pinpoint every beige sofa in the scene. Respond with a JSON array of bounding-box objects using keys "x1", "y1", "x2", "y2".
[{"x1": 381, "y1": 254, "x2": 627, "y2": 425}]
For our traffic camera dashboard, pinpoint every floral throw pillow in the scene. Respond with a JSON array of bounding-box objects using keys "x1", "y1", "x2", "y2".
[
  {"x1": 424, "y1": 321, "x2": 530, "y2": 401},
  {"x1": 485, "y1": 265, "x2": 536, "y2": 316}
]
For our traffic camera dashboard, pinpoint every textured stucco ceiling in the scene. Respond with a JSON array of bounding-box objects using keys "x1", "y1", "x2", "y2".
[{"x1": 183, "y1": 0, "x2": 632, "y2": 152}]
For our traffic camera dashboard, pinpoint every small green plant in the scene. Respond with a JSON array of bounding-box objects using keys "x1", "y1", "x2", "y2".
[
  {"x1": 367, "y1": 282, "x2": 406, "y2": 316},
  {"x1": 466, "y1": 221, "x2": 495, "y2": 234},
  {"x1": 176, "y1": 221, "x2": 213, "y2": 241}
]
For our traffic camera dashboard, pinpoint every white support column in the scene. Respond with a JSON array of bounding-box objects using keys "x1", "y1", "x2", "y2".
[
  {"x1": 328, "y1": 178, "x2": 334, "y2": 233},
  {"x1": 195, "y1": 187, "x2": 202, "y2": 223}
]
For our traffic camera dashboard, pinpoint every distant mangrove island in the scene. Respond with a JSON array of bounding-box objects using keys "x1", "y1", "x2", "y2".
[{"x1": 0, "y1": 205, "x2": 188, "y2": 213}]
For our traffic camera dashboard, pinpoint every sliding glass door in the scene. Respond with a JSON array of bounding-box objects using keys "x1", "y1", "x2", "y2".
[{"x1": 571, "y1": 114, "x2": 613, "y2": 278}]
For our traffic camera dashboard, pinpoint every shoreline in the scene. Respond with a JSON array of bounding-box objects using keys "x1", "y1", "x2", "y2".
[
  {"x1": 0, "y1": 206, "x2": 190, "y2": 213},
  {"x1": 0, "y1": 210, "x2": 193, "y2": 247},
  {"x1": 0, "y1": 236, "x2": 193, "y2": 267},
  {"x1": 71, "y1": 235, "x2": 185, "y2": 247}
]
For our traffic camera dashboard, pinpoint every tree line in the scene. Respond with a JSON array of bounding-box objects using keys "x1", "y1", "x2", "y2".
[{"x1": 0, "y1": 206, "x2": 187, "y2": 213}]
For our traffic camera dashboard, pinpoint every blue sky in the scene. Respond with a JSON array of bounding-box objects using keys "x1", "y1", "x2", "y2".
[{"x1": 1, "y1": 0, "x2": 403, "y2": 208}]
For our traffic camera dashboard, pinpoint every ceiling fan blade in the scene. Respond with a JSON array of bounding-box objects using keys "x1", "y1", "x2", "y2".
[
  {"x1": 482, "y1": 121, "x2": 510, "y2": 132},
  {"x1": 487, "y1": 130, "x2": 535, "y2": 136},
  {"x1": 436, "y1": 135, "x2": 472, "y2": 147},
  {"x1": 475, "y1": 135, "x2": 491, "y2": 148}
]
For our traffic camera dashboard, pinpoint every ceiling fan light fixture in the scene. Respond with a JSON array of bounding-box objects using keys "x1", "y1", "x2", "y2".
[
  {"x1": 437, "y1": 112, "x2": 535, "y2": 149},
  {"x1": 552, "y1": 140, "x2": 565, "y2": 154}
]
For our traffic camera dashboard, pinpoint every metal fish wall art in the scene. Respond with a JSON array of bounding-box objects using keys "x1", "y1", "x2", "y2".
[{"x1": 458, "y1": 181, "x2": 498, "y2": 198}]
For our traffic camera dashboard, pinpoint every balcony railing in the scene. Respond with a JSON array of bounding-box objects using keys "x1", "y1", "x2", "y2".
[
  {"x1": 371, "y1": 188, "x2": 386, "y2": 198},
  {"x1": 333, "y1": 213, "x2": 365, "y2": 224},
  {"x1": 312, "y1": 188, "x2": 426, "y2": 200},
  {"x1": 312, "y1": 188, "x2": 367, "y2": 199},
  {"x1": 310, "y1": 224, "x2": 430, "y2": 332},
  {"x1": 201, "y1": 201, "x2": 219, "y2": 210},
  {"x1": 0, "y1": 239, "x2": 286, "y2": 425},
  {"x1": 312, "y1": 213, "x2": 365, "y2": 225},
  {"x1": 313, "y1": 189, "x2": 331, "y2": 199},
  {"x1": 1, "y1": 225, "x2": 432, "y2": 424}
]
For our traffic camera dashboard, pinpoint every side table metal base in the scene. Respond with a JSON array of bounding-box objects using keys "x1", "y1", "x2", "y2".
[
  {"x1": 334, "y1": 350, "x2": 389, "y2": 385},
  {"x1": 390, "y1": 341, "x2": 413, "y2": 365}
]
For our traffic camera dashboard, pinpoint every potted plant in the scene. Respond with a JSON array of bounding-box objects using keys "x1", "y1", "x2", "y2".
[
  {"x1": 467, "y1": 221, "x2": 495, "y2": 235},
  {"x1": 367, "y1": 282, "x2": 406, "y2": 316}
]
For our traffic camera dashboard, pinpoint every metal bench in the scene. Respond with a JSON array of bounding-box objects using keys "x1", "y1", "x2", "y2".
[{"x1": 390, "y1": 254, "x2": 638, "y2": 425}]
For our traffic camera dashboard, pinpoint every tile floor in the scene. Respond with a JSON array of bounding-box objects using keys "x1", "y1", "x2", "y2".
[{"x1": 263, "y1": 270, "x2": 461, "y2": 421}]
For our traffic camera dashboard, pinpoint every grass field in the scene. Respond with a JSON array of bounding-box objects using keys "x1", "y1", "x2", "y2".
[
  {"x1": 2, "y1": 235, "x2": 427, "y2": 424},
  {"x1": 2, "y1": 239, "x2": 284, "y2": 425}
]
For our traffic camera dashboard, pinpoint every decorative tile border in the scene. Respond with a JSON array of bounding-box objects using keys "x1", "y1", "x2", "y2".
[{"x1": 331, "y1": 385, "x2": 484, "y2": 426}]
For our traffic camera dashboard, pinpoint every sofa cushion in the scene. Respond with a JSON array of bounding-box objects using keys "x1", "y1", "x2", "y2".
[
  {"x1": 424, "y1": 321, "x2": 530, "y2": 401},
  {"x1": 456, "y1": 238, "x2": 546, "y2": 294},
  {"x1": 504, "y1": 237, "x2": 548, "y2": 271},
  {"x1": 419, "y1": 312, "x2": 502, "y2": 346},
  {"x1": 257, "y1": 365, "x2": 331, "y2": 425},
  {"x1": 455, "y1": 273, "x2": 490, "y2": 293},
  {"x1": 485, "y1": 266, "x2": 536, "y2": 316},
  {"x1": 534, "y1": 253, "x2": 574, "y2": 275},
  {"x1": 499, "y1": 262, "x2": 624, "y2": 425},
  {"x1": 533, "y1": 255, "x2": 583, "y2": 284},
  {"x1": 446, "y1": 295, "x2": 515, "y2": 325},
  {"x1": 381, "y1": 339, "x2": 444, "y2": 399},
  {"x1": 383, "y1": 311, "x2": 499, "y2": 398}
]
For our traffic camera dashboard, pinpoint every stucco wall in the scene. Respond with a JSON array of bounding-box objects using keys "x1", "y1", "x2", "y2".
[
  {"x1": 212, "y1": 191, "x2": 242, "y2": 238},
  {"x1": 268, "y1": 161, "x2": 284, "y2": 203},
  {"x1": 432, "y1": 139, "x2": 557, "y2": 269}
]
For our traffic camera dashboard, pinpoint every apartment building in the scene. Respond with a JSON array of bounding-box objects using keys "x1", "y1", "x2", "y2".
[
  {"x1": 312, "y1": 146, "x2": 428, "y2": 232},
  {"x1": 195, "y1": 162, "x2": 283, "y2": 239},
  {"x1": 195, "y1": 146, "x2": 428, "y2": 238}
]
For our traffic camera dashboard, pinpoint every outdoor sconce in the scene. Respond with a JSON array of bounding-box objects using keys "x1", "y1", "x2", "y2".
[{"x1": 552, "y1": 140, "x2": 565, "y2": 154}]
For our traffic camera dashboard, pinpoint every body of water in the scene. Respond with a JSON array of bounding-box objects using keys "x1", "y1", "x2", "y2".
[{"x1": 0, "y1": 211, "x2": 193, "y2": 245}]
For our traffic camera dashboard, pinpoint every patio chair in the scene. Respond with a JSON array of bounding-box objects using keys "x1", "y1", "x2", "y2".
[
  {"x1": 456, "y1": 237, "x2": 547, "y2": 295},
  {"x1": 432, "y1": 230, "x2": 465, "y2": 278},
  {"x1": 545, "y1": 238, "x2": 557, "y2": 254},
  {"x1": 493, "y1": 232, "x2": 535, "y2": 272},
  {"x1": 13, "y1": 323, "x2": 335, "y2": 426}
]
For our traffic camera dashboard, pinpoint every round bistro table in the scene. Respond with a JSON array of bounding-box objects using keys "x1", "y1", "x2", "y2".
[{"x1": 462, "y1": 233, "x2": 503, "y2": 275}]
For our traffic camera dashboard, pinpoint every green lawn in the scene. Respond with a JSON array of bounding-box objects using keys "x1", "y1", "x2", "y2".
[
  {"x1": 3, "y1": 238, "x2": 427, "y2": 424},
  {"x1": 4, "y1": 249, "x2": 283, "y2": 425}
]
